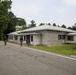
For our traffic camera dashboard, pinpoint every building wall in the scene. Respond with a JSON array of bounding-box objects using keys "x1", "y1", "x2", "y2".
[
  {"x1": 30, "y1": 35, "x2": 41, "y2": 45},
  {"x1": 41, "y1": 31, "x2": 48, "y2": 45},
  {"x1": 8, "y1": 35, "x2": 21, "y2": 43},
  {"x1": 8, "y1": 35, "x2": 41, "y2": 45},
  {"x1": 8, "y1": 30, "x2": 67, "y2": 46},
  {"x1": 74, "y1": 36, "x2": 76, "y2": 43},
  {"x1": 40, "y1": 30, "x2": 66, "y2": 46},
  {"x1": 47, "y1": 31, "x2": 66, "y2": 46},
  {"x1": 66, "y1": 36, "x2": 76, "y2": 44}
]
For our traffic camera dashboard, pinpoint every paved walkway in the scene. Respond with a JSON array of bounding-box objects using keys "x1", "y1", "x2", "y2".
[{"x1": 0, "y1": 41, "x2": 76, "y2": 75}]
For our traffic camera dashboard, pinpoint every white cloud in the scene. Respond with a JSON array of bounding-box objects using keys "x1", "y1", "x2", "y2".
[{"x1": 62, "y1": 0, "x2": 76, "y2": 6}]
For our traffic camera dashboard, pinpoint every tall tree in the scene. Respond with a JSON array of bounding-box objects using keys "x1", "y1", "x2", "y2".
[
  {"x1": 0, "y1": 0, "x2": 27, "y2": 39},
  {"x1": 2, "y1": 0, "x2": 12, "y2": 10},
  {"x1": 0, "y1": 1, "x2": 9, "y2": 39},
  {"x1": 28, "y1": 20, "x2": 36, "y2": 28},
  {"x1": 4, "y1": 11, "x2": 16, "y2": 35}
]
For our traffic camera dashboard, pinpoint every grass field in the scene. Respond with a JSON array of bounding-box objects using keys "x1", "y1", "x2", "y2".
[{"x1": 30, "y1": 44, "x2": 76, "y2": 55}]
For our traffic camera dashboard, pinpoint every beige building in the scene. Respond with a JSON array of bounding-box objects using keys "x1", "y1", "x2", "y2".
[
  {"x1": 15, "y1": 25, "x2": 23, "y2": 31},
  {"x1": 8, "y1": 25, "x2": 76, "y2": 46}
]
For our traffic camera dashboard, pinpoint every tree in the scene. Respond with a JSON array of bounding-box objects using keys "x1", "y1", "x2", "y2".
[
  {"x1": 20, "y1": 26, "x2": 28, "y2": 30},
  {"x1": 53, "y1": 23, "x2": 56, "y2": 26},
  {"x1": 4, "y1": 11, "x2": 16, "y2": 35},
  {"x1": 16, "y1": 18, "x2": 26, "y2": 26},
  {"x1": 0, "y1": 1, "x2": 9, "y2": 39},
  {"x1": 2, "y1": 0, "x2": 12, "y2": 10},
  {"x1": 68, "y1": 27, "x2": 72, "y2": 29},
  {"x1": 72, "y1": 23, "x2": 76, "y2": 30},
  {"x1": 39, "y1": 23, "x2": 45, "y2": 26},
  {"x1": 48, "y1": 23, "x2": 51, "y2": 25},
  {"x1": 61, "y1": 24, "x2": 66, "y2": 28},
  {"x1": 4, "y1": 11, "x2": 27, "y2": 35},
  {"x1": 0, "y1": 0, "x2": 27, "y2": 39},
  {"x1": 58, "y1": 25, "x2": 60, "y2": 27},
  {"x1": 28, "y1": 20, "x2": 36, "y2": 28}
]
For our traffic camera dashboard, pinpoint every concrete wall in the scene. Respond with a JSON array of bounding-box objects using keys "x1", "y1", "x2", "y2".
[
  {"x1": 30, "y1": 35, "x2": 41, "y2": 45},
  {"x1": 74, "y1": 36, "x2": 76, "y2": 43},
  {"x1": 40, "y1": 30, "x2": 66, "y2": 46},
  {"x1": 41, "y1": 31, "x2": 48, "y2": 45},
  {"x1": 8, "y1": 30, "x2": 67, "y2": 46},
  {"x1": 66, "y1": 36, "x2": 76, "y2": 44},
  {"x1": 8, "y1": 35, "x2": 41, "y2": 45},
  {"x1": 8, "y1": 35, "x2": 21, "y2": 43}
]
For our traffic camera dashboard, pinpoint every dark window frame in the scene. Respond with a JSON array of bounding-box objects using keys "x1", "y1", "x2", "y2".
[
  {"x1": 62, "y1": 35, "x2": 65, "y2": 39},
  {"x1": 58, "y1": 35, "x2": 65, "y2": 40},
  {"x1": 31, "y1": 36, "x2": 33, "y2": 42},
  {"x1": 9, "y1": 36, "x2": 13, "y2": 40},
  {"x1": 67, "y1": 36, "x2": 74, "y2": 41},
  {"x1": 58, "y1": 35, "x2": 62, "y2": 40},
  {"x1": 15, "y1": 36, "x2": 17, "y2": 40}
]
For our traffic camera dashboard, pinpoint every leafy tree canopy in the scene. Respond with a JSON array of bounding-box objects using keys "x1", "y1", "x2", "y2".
[
  {"x1": 61, "y1": 24, "x2": 66, "y2": 28},
  {"x1": 4, "y1": 11, "x2": 16, "y2": 35},
  {"x1": 16, "y1": 18, "x2": 26, "y2": 26},
  {"x1": 53, "y1": 23, "x2": 56, "y2": 26},
  {"x1": 0, "y1": 0, "x2": 10, "y2": 39},
  {"x1": 0, "y1": 0, "x2": 27, "y2": 40},
  {"x1": 2, "y1": 0, "x2": 12, "y2": 10},
  {"x1": 68, "y1": 27, "x2": 72, "y2": 29},
  {"x1": 39, "y1": 23, "x2": 45, "y2": 26},
  {"x1": 72, "y1": 23, "x2": 76, "y2": 30},
  {"x1": 48, "y1": 23, "x2": 51, "y2": 25},
  {"x1": 28, "y1": 20, "x2": 36, "y2": 28}
]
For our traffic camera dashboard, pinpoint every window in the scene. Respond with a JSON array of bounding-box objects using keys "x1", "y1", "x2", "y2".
[
  {"x1": 14, "y1": 36, "x2": 17, "y2": 40},
  {"x1": 58, "y1": 35, "x2": 65, "y2": 40},
  {"x1": 31, "y1": 36, "x2": 33, "y2": 42},
  {"x1": 58, "y1": 35, "x2": 62, "y2": 40},
  {"x1": 67, "y1": 36, "x2": 74, "y2": 41},
  {"x1": 62, "y1": 35, "x2": 65, "y2": 39},
  {"x1": 9, "y1": 36, "x2": 13, "y2": 40}
]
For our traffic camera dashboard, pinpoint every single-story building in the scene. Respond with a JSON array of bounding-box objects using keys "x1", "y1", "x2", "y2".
[{"x1": 8, "y1": 25, "x2": 76, "y2": 46}]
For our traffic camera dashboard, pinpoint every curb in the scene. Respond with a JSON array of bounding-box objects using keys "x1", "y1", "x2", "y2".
[{"x1": 70, "y1": 55, "x2": 76, "y2": 58}]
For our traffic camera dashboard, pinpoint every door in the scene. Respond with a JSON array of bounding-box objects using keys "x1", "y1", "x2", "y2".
[{"x1": 26, "y1": 35, "x2": 30, "y2": 44}]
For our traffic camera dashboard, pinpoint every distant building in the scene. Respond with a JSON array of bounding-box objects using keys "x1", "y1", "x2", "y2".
[
  {"x1": 8, "y1": 25, "x2": 76, "y2": 46},
  {"x1": 15, "y1": 25, "x2": 23, "y2": 31}
]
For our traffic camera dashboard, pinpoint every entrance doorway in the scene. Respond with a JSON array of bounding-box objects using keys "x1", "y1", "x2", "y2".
[{"x1": 26, "y1": 35, "x2": 30, "y2": 44}]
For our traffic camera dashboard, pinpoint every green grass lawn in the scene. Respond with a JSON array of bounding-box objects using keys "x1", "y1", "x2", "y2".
[{"x1": 30, "y1": 44, "x2": 76, "y2": 55}]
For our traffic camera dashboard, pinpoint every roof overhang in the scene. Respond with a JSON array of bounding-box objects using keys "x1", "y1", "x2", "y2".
[
  {"x1": 67, "y1": 33, "x2": 76, "y2": 36},
  {"x1": 8, "y1": 32, "x2": 41, "y2": 36}
]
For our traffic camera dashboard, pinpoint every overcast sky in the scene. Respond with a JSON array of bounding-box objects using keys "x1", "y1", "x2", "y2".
[{"x1": 11, "y1": 0, "x2": 76, "y2": 27}]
